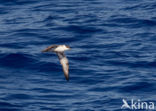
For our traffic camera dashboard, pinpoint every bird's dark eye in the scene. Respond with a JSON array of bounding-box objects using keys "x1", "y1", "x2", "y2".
[{"x1": 67, "y1": 46, "x2": 70, "y2": 48}]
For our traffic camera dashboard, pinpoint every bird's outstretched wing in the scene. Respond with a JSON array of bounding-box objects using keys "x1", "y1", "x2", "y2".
[
  {"x1": 57, "y1": 52, "x2": 69, "y2": 81},
  {"x1": 42, "y1": 45, "x2": 58, "y2": 52}
]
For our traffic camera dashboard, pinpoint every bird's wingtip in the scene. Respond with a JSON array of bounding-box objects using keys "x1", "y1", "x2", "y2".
[
  {"x1": 42, "y1": 49, "x2": 48, "y2": 52},
  {"x1": 64, "y1": 74, "x2": 69, "y2": 81},
  {"x1": 66, "y1": 77, "x2": 69, "y2": 81}
]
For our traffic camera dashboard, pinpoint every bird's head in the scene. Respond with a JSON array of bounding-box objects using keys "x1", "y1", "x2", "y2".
[{"x1": 64, "y1": 45, "x2": 71, "y2": 51}]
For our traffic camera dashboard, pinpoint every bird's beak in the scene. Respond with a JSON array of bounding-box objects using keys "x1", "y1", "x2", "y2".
[{"x1": 67, "y1": 46, "x2": 71, "y2": 50}]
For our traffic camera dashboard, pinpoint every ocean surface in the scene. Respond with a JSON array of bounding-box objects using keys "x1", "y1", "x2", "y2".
[{"x1": 0, "y1": 0, "x2": 156, "y2": 111}]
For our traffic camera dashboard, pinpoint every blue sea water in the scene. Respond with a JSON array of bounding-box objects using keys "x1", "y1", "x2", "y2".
[{"x1": 0, "y1": 0, "x2": 156, "y2": 111}]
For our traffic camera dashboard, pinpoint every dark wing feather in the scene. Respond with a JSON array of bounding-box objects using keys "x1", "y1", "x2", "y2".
[
  {"x1": 42, "y1": 45, "x2": 58, "y2": 52},
  {"x1": 57, "y1": 52, "x2": 69, "y2": 81}
]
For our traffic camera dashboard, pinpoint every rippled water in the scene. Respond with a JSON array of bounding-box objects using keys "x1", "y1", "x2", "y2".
[{"x1": 0, "y1": 0, "x2": 156, "y2": 111}]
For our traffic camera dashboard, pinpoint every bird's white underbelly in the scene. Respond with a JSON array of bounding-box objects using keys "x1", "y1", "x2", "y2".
[{"x1": 54, "y1": 46, "x2": 66, "y2": 52}]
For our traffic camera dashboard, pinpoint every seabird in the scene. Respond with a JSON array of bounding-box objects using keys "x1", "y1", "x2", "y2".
[{"x1": 42, "y1": 45, "x2": 71, "y2": 81}]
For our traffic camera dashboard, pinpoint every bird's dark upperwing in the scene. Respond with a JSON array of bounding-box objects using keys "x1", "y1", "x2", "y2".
[
  {"x1": 57, "y1": 52, "x2": 69, "y2": 81},
  {"x1": 42, "y1": 45, "x2": 58, "y2": 52}
]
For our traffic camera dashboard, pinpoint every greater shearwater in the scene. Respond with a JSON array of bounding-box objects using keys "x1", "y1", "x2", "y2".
[{"x1": 42, "y1": 45, "x2": 71, "y2": 81}]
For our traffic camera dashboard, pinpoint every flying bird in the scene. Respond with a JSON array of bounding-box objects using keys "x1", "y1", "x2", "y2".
[{"x1": 42, "y1": 45, "x2": 71, "y2": 81}]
